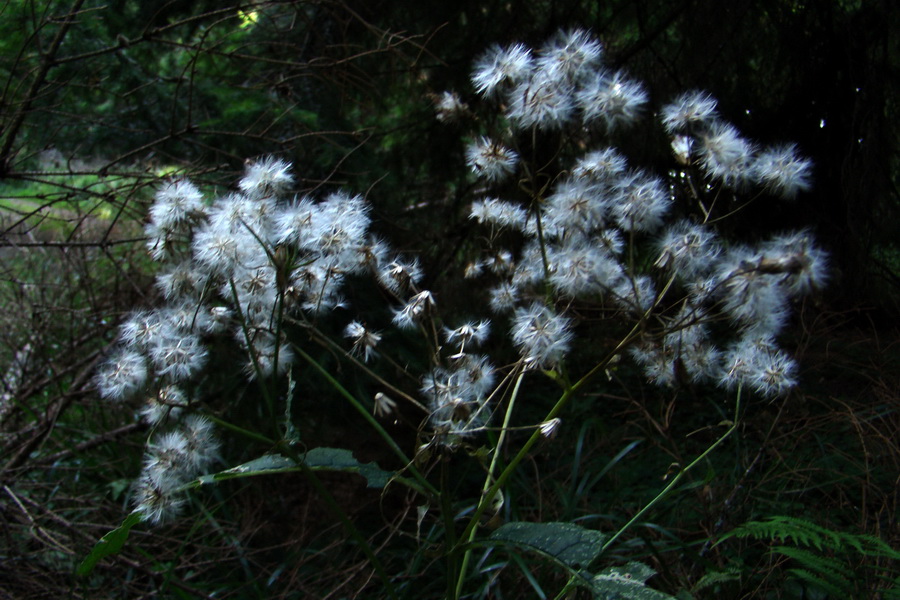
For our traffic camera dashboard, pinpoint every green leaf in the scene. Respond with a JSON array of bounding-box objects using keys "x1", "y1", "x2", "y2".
[
  {"x1": 193, "y1": 447, "x2": 394, "y2": 489},
  {"x1": 304, "y1": 447, "x2": 394, "y2": 489},
  {"x1": 787, "y1": 567, "x2": 848, "y2": 598},
  {"x1": 488, "y1": 521, "x2": 607, "y2": 569},
  {"x1": 77, "y1": 511, "x2": 142, "y2": 576},
  {"x1": 590, "y1": 561, "x2": 678, "y2": 600},
  {"x1": 691, "y1": 568, "x2": 741, "y2": 593}
]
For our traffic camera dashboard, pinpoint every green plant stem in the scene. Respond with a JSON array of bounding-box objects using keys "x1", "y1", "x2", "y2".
[
  {"x1": 600, "y1": 387, "x2": 741, "y2": 554},
  {"x1": 442, "y1": 458, "x2": 459, "y2": 599},
  {"x1": 453, "y1": 365, "x2": 527, "y2": 599},
  {"x1": 203, "y1": 413, "x2": 275, "y2": 446},
  {"x1": 551, "y1": 386, "x2": 743, "y2": 600},
  {"x1": 292, "y1": 343, "x2": 439, "y2": 498},
  {"x1": 302, "y1": 320, "x2": 426, "y2": 411},
  {"x1": 228, "y1": 278, "x2": 278, "y2": 438},
  {"x1": 455, "y1": 321, "x2": 644, "y2": 551},
  {"x1": 272, "y1": 289, "x2": 287, "y2": 432}
]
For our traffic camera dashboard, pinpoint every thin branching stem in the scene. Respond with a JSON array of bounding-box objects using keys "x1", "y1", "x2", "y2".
[{"x1": 292, "y1": 343, "x2": 439, "y2": 498}]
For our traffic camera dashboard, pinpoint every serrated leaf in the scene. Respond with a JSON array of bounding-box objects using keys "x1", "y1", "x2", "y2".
[
  {"x1": 194, "y1": 447, "x2": 393, "y2": 489},
  {"x1": 304, "y1": 447, "x2": 393, "y2": 489},
  {"x1": 488, "y1": 521, "x2": 607, "y2": 569},
  {"x1": 591, "y1": 561, "x2": 677, "y2": 600},
  {"x1": 77, "y1": 511, "x2": 142, "y2": 576}
]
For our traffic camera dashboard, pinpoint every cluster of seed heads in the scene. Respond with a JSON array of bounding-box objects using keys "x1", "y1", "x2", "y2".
[{"x1": 97, "y1": 28, "x2": 828, "y2": 523}]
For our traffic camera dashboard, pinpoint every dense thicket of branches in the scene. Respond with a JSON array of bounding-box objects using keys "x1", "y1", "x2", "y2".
[{"x1": 0, "y1": 1, "x2": 897, "y2": 598}]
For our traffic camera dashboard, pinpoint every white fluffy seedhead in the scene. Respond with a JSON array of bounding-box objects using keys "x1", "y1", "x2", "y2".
[
  {"x1": 761, "y1": 230, "x2": 828, "y2": 296},
  {"x1": 304, "y1": 191, "x2": 371, "y2": 257},
  {"x1": 510, "y1": 302, "x2": 573, "y2": 368},
  {"x1": 489, "y1": 282, "x2": 520, "y2": 314},
  {"x1": 191, "y1": 223, "x2": 241, "y2": 278},
  {"x1": 443, "y1": 320, "x2": 491, "y2": 353},
  {"x1": 655, "y1": 220, "x2": 721, "y2": 279},
  {"x1": 243, "y1": 335, "x2": 294, "y2": 380},
  {"x1": 238, "y1": 156, "x2": 294, "y2": 199},
  {"x1": 610, "y1": 171, "x2": 671, "y2": 232},
  {"x1": 576, "y1": 70, "x2": 648, "y2": 130},
  {"x1": 612, "y1": 274, "x2": 658, "y2": 316},
  {"x1": 548, "y1": 240, "x2": 624, "y2": 297},
  {"x1": 133, "y1": 473, "x2": 186, "y2": 524},
  {"x1": 344, "y1": 320, "x2": 382, "y2": 362},
  {"x1": 466, "y1": 137, "x2": 520, "y2": 182},
  {"x1": 155, "y1": 260, "x2": 207, "y2": 301},
  {"x1": 536, "y1": 29, "x2": 603, "y2": 83},
  {"x1": 377, "y1": 257, "x2": 423, "y2": 295},
  {"x1": 149, "y1": 179, "x2": 206, "y2": 234},
  {"x1": 572, "y1": 147, "x2": 628, "y2": 181},
  {"x1": 753, "y1": 144, "x2": 813, "y2": 200},
  {"x1": 392, "y1": 290, "x2": 436, "y2": 330},
  {"x1": 97, "y1": 349, "x2": 149, "y2": 402},
  {"x1": 715, "y1": 248, "x2": 791, "y2": 337},
  {"x1": 140, "y1": 385, "x2": 186, "y2": 426},
  {"x1": 719, "y1": 335, "x2": 797, "y2": 398},
  {"x1": 149, "y1": 331, "x2": 208, "y2": 383},
  {"x1": 543, "y1": 177, "x2": 609, "y2": 235},
  {"x1": 272, "y1": 195, "x2": 316, "y2": 247},
  {"x1": 507, "y1": 72, "x2": 576, "y2": 131},
  {"x1": 422, "y1": 355, "x2": 496, "y2": 440},
  {"x1": 697, "y1": 121, "x2": 756, "y2": 189},
  {"x1": 470, "y1": 198, "x2": 528, "y2": 231},
  {"x1": 434, "y1": 91, "x2": 468, "y2": 122},
  {"x1": 660, "y1": 90, "x2": 719, "y2": 134},
  {"x1": 472, "y1": 42, "x2": 533, "y2": 97},
  {"x1": 119, "y1": 310, "x2": 164, "y2": 351},
  {"x1": 180, "y1": 414, "x2": 221, "y2": 473}
]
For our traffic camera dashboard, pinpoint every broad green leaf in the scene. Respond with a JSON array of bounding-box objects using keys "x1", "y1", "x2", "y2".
[
  {"x1": 590, "y1": 561, "x2": 677, "y2": 600},
  {"x1": 77, "y1": 511, "x2": 142, "y2": 576},
  {"x1": 304, "y1": 447, "x2": 393, "y2": 489},
  {"x1": 194, "y1": 447, "x2": 394, "y2": 489},
  {"x1": 488, "y1": 521, "x2": 607, "y2": 569}
]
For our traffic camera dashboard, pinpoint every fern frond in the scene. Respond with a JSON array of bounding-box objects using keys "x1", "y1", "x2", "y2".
[
  {"x1": 788, "y1": 567, "x2": 849, "y2": 598},
  {"x1": 774, "y1": 546, "x2": 854, "y2": 584},
  {"x1": 858, "y1": 534, "x2": 900, "y2": 561},
  {"x1": 692, "y1": 568, "x2": 742, "y2": 593},
  {"x1": 720, "y1": 516, "x2": 845, "y2": 551}
]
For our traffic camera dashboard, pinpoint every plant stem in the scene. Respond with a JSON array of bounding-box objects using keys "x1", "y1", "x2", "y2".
[
  {"x1": 455, "y1": 321, "x2": 643, "y2": 550},
  {"x1": 292, "y1": 343, "x2": 439, "y2": 497},
  {"x1": 551, "y1": 386, "x2": 743, "y2": 599},
  {"x1": 203, "y1": 413, "x2": 275, "y2": 446},
  {"x1": 453, "y1": 365, "x2": 526, "y2": 599},
  {"x1": 601, "y1": 387, "x2": 741, "y2": 554},
  {"x1": 227, "y1": 278, "x2": 278, "y2": 438}
]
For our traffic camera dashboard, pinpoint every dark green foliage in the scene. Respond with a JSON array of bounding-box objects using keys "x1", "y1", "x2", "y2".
[
  {"x1": 1, "y1": 1, "x2": 899, "y2": 599},
  {"x1": 716, "y1": 516, "x2": 900, "y2": 598},
  {"x1": 489, "y1": 521, "x2": 608, "y2": 570}
]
